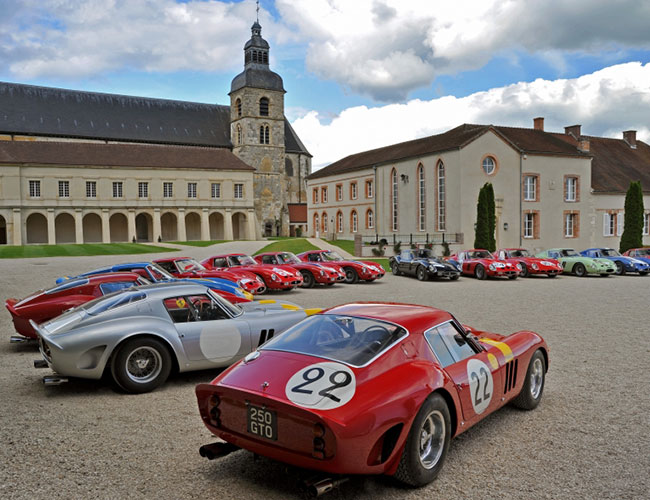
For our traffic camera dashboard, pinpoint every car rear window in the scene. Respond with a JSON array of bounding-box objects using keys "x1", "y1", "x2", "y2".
[
  {"x1": 261, "y1": 314, "x2": 407, "y2": 367},
  {"x1": 83, "y1": 291, "x2": 146, "y2": 316},
  {"x1": 45, "y1": 278, "x2": 90, "y2": 294}
]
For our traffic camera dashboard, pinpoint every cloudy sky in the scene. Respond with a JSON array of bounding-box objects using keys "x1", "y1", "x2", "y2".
[{"x1": 1, "y1": 0, "x2": 650, "y2": 168}]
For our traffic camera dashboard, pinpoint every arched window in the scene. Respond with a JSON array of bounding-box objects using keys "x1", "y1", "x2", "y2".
[
  {"x1": 437, "y1": 161, "x2": 446, "y2": 231},
  {"x1": 253, "y1": 51, "x2": 258, "y2": 63},
  {"x1": 236, "y1": 124, "x2": 242, "y2": 145},
  {"x1": 259, "y1": 97, "x2": 269, "y2": 116},
  {"x1": 259, "y1": 125, "x2": 269, "y2": 144},
  {"x1": 417, "y1": 164, "x2": 425, "y2": 231},
  {"x1": 351, "y1": 210, "x2": 358, "y2": 233},
  {"x1": 285, "y1": 158, "x2": 294, "y2": 176},
  {"x1": 391, "y1": 168, "x2": 398, "y2": 232},
  {"x1": 482, "y1": 156, "x2": 496, "y2": 175},
  {"x1": 366, "y1": 209, "x2": 374, "y2": 229},
  {"x1": 235, "y1": 98, "x2": 242, "y2": 117},
  {"x1": 322, "y1": 212, "x2": 328, "y2": 233},
  {"x1": 313, "y1": 213, "x2": 319, "y2": 235},
  {"x1": 337, "y1": 211, "x2": 343, "y2": 233}
]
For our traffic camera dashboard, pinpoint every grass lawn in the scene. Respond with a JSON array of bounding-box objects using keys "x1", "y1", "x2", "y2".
[
  {"x1": 325, "y1": 239, "x2": 355, "y2": 255},
  {"x1": 254, "y1": 238, "x2": 319, "y2": 255},
  {"x1": 168, "y1": 240, "x2": 225, "y2": 247},
  {"x1": 0, "y1": 243, "x2": 176, "y2": 259},
  {"x1": 365, "y1": 257, "x2": 390, "y2": 270}
]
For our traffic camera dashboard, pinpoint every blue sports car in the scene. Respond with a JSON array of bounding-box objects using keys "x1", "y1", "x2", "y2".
[{"x1": 580, "y1": 248, "x2": 650, "y2": 276}]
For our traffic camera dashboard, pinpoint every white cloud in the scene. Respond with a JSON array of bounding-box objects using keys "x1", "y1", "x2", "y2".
[
  {"x1": 292, "y1": 62, "x2": 650, "y2": 169},
  {"x1": 277, "y1": 0, "x2": 650, "y2": 100}
]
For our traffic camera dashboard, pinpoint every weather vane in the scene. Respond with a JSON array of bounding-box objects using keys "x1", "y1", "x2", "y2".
[{"x1": 256, "y1": 0, "x2": 259, "y2": 23}]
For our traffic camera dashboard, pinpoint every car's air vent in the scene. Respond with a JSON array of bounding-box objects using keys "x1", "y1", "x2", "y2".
[
  {"x1": 257, "y1": 328, "x2": 275, "y2": 347},
  {"x1": 504, "y1": 359, "x2": 518, "y2": 394}
]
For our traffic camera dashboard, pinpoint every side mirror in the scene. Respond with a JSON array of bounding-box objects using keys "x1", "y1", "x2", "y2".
[{"x1": 453, "y1": 333, "x2": 466, "y2": 346}]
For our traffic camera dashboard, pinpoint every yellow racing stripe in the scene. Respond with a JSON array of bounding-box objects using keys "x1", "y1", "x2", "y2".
[
  {"x1": 487, "y1": 352, "x2": 499, "y2": 370},
  {"x1": 480, "y1": 338, "x2": 514, "y2": 363},
  {"x1": 303, "y1": 308, "x2": 323, "y2": 316},
  {"x1": 258, "y1": 299, "x2": 277, "y2": 304}
]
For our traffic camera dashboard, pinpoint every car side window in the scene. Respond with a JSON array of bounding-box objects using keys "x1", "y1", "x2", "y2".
[
  {"x1": 498, "y1": 250, "x2": 505, "y2": 259},
  {"x1": 99, "y1": 282, "x2": 137, "y2": 295},
  {"x1": 549, "y1": 252, "x2": 559, "y2": 259},
  {"x1": 164, "y1": 294, "x2": 230, "y2": 323},
  {"x1": 212, "y1": 258, "x2": 227, "y2": 267},
  {"x1": 400, "y1": 250, "x2": 412, "y2": 260},
  {"x1": 308, "y1": 254, "x2": 320, "y2": 262},
  {"x1": 425, "y1": 322, "x2": 475, "y2": 367},
  {"x1": 157, "y1": 261, "x2": 176, "y2": 273},
  {"x1": 261, "y1": 255, "x2": 276, "y2": 264}
]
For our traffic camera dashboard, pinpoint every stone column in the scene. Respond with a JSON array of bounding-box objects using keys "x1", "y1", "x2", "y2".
[
  {"x1": 12, "y1": 209, "x2": 22, "y2": 246},
  {"x1": 47, "y1": 209, "x2": 56, "y2": 245},
  {"x1": 247, "y1": 208, "x2": 257, "y2": 240},
  {"x1": 224, "y1": 209, "x2": 234, "y2": 240},
  {"x1": 153, "y1": 208, "x2": 162, "y2": 243},
  {"x1": 201, "y1": 208, "x2": 210, "y2": 241},
  {"x1": 74, "y1": 209, "x2": 84, "y2": 244},
  {"x1": 101, "y1": 209, "x2": 110, "y2": 243},
  {"x1": 127, "y1": 209, "x2": 136, "y2": 242},
  {"x1": 178, "y1": 208, "x2": 187, "y2": 242}
]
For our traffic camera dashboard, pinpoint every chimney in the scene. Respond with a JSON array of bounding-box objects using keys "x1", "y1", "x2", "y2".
[
  {"x1": 578, "y1": 138, "x2": 590, "y2": 152},
  {"x1": 623, "y1": 130, "x2": 637, "y2": 149},
  {"x1": 565, "y1": 125, "x2": 581, "y2": 139},
  {"x1": 533, "y1": 117, "x2": 544, "y2": 131}
]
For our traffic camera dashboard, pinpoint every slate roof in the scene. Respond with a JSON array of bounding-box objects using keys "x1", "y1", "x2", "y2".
[
  {"x1": 587, "y1": 136, "x2": 650, "y2": 193},
  {"x1": 285, "y1": 120, "x2": 311, "y2": 156},
  {"x1": 0, "y1": 141, "x2": 255, "y2": 171}
]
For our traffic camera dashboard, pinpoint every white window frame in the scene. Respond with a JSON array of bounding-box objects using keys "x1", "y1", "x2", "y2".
[
  {"x1": 565, "y1": 213, "x2": 575, "y2": 237},
  {"x1": 366, "y1": 180, "x2": 373, "y2": 199},
  {"x1": 86, "y1": 181, "x2": 97, "y2": 198},
  {"x1": 112, "y1": 181, "x2": 123, "y2": 198},
  {"x1": 187, "y1": 182, "x2": 197, "y2": 199},
  {"x1": 337, "y1": 211, "x2": 343, "y2": 233},
  {"x1": 616, "y1": 212, "x2": 623, "y2": 236},
  {"x1": 58, "y1": 180, "x2": 70, "y2": 198},
  {"x1": 234, "y1": 183, "x2": 244, "y2": 199},
  {"x1": 391, "y1": 170, "x2": 398, "y2": 232},
  {"x1": 138, "y1": 182, "x2": 148, "y2": 199},
  {"x1": 565, "y1": 177, "x2": 577, "y2": 202},
  {"x1": 336, "y1": 184, "x2": 342, "y2": 201},
  {"x1": 211, "y1": 183, "x2": 221, "y2": 199},
  {"x1": 524, "y1": 213, "x2": 534, "y2": 238},
  {"x1": 437, "y1": 162, "x2": 446, "y2": 231},
  {"x1": 643, "y1": 213, "x2": 650, "y2": 236},
  {"x1": 603, "y1": 212, "x2": 615, "y2": 236},
  {"x1": 321, "y1": 187, "x2": 328, "y2": 203},
  {"x1": 351, "y1": 182, "x2": 358, "y2": 200},
  {"x1": 524, "y1": 175, "x2": 537, "y2": 201},
  {"x1": 482, "y1": 156, "x2": 496, "y2": 175},
  {"x1": 352, "y1": 211, "x2": 358, "y2": 232},
  {"x1": 29, "y1": 180, "x2": 41, "y2": 198},
  {"x1": 418, "y1": 166, "x2": 425, "y2": 232},
  {"x1": 367, "y1": 209, "x2": 374, "y2": 229},
  {"x1": 163, "y1": 182, "x2": 173, "y2": 198}
]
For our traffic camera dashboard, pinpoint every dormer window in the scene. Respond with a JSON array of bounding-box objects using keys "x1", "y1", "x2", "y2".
[{"x1": 260, "y1": 97, "x2": 269, "y2": 116}]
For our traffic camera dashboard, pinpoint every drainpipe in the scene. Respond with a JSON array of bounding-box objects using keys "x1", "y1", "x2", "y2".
[
  {"x1": 373, "y1": 165, "x2": 378, "y2": 240},
  {"x1": 519, "y1": 153, "x2": 524, "y2": 247}
]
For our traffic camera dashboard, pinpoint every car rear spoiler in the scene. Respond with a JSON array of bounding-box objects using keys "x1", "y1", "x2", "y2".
[{"x1": 29, "y1": 320, "x2": 63, "y2": 350}]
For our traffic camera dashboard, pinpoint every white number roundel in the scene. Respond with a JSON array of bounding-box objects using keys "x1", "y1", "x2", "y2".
[
  {"x1": 285, "y1": 361, "x2": 356, "y2": 410},
  {"x1": 467, "y1": 358, "x2": 494, "y2": 415}
]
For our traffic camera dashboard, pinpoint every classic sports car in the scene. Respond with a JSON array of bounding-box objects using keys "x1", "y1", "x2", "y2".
[
  {"x1": 622, "y1": 247, "x2": 650, "y2": 266},
  {"x1": 153, "y1": 257, "x2": 266, "y2": 294},
  {"x1": 389, "y1": 248, "x2": 460, "y2": 281},
  {"x1": 448, "y1": 249, "x2": 520, "y2": 279},
  {"x1": 56, "y1": 261, "x2": 254, "y2": 303},
  {"x1": 297, "y1": 250, "x2": 385, "y2": 284},
  {"x1": 536, "y1": 248, "x2": 615, "y2": 277},
  {"x1": 32, "y1": 282, "x2": 319, "y2": 393},
  {"x1": 254, "y1": 252, "x2": 345, "y2": 288},
  {"x1": 196, "y1": 302, "x2": 548, "y2": 489},
  {"x1": 495, "y1": 248, "x2": 563, "y2": 278},
  {"x1": 6, "y1": 273, "x2": 148, "y2": 342},
  {"x1": 580, "y1": 248, "x2": 650, "y2": 276},
  {"x1": 201, "y1": 254, "x2": 303, "y2": 291}
]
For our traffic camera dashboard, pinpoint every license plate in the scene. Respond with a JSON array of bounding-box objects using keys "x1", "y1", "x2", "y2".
[{"x1": 246, "y1": 404, "x2": 277, "y2": 441}]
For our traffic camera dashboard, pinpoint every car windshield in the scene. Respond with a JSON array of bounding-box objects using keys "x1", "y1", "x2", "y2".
[
  {"x1": 206, "y1": 289, "x2": 242, "y2": 317},
  {"x1": 560, "y1": 249, "x2": 579, "y2": 257},
  {"x1": 321, "y1": 251, "x2": 344, "y2": 262},
  {"x1": 83, "y1": 290, "x2": 146, "y2": 316},
  {"x1": 640, "y1": 249, "x2": 650, "y2": 256},
  {"x1": 148, "y1": 263, "x2": 175, "y2": 281},
  {"x1": 416, "y1": 249, "x2": 435, "y2": 259},
  {"x1": 175, "y1": 258, "x2": 205, "y2": 272},
  {"x1": 510, "y1": 249, "x2": 530, "y2": 257},
  {"x1": 261, "y1": 314, "x2": 407, "y2": 367},
  {"x1": 601, "y1": 249, "x2": 620, "y2": 257},
  {"x1": 228, "y1": 255, "x2": 257, "y2": 266},
  {"x1": 279, "y1": 252, "x2": 301, "y2": 264},
  {"x1": 470, "y1": 250, "x2": 492, "y2": 258}
]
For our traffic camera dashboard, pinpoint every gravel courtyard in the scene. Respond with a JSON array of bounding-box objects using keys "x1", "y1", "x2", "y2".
[{"x1": 0, "y1": 242, "x2": 648, "y2": 500}]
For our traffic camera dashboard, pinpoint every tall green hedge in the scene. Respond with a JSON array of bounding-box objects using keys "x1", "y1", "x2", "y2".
[
  {"x1": 485, "y1": 183, "x2": 496, "y2": 252},
  {"x1": 619, "y1": 181, "x2": 644, "y2": 253},
  {"x1": 474, "y1": 184, "x2": 489, "y2": 249}
]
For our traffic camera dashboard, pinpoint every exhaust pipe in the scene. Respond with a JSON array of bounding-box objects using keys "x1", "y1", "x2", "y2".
[
  {"x1": 42, "y1": 376, "x2": 68, "y2": 386},
  {"x1": 308, "y1": 477, "x2": 349, "y2": 497},
  {"x1": 10, "y1": 336, "x2": 33, "y2": 344},
  {"x1": 199, "y1": 442, "x2": 240, "y2": 460},
  {"x1": 34, "y1": 359, "x2": 48, "y2": 369}
]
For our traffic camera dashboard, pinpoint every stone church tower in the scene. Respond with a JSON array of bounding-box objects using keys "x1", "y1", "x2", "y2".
[{"x1": 230, "y1": 21, "x2": 291, "y2": 237}]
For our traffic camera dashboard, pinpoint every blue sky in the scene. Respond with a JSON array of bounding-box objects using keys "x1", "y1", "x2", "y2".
[{"x1": 1, "y1": 0, "x2": 650, "y2": 168}]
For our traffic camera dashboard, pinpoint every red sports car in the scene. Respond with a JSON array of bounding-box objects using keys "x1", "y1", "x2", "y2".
[
  {"x1": 153, "y1": 257, "x2": 266, "y2": 295},
  {"x1": 254, "y1": 252, "x2": 345, "y2": 288},
  {"x1": 297, "y1": 250, "x2": 385, "y2": 284},
  {"x1": 449, "y1": 249, "x2": 520, "y2": 279},
  {"x1": 495, "y1": 248, "x2": 563, "y2": 278},
  {"x1": 196, "y1": 302, "x2": 548, "y2": 489},
  {"x1": 201, "y1": 253, "x2": 303, "y2": 291},
  {"x1": 5, "y1": 272, "x2": 148, "y2": 342}
]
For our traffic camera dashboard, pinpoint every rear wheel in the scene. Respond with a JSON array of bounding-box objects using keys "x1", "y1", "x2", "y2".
[
  {"x1": 474, "y1": 264, "x2": 486, "y2": 280},
  {"x1": 640, "y1": 271, "x2": 648, "y2": 276},
  {"x1": 111, "y1": 337, "x2": 172, "y2": 394},
  {"x1": 394, "y1": 393, "x2": 451, "y2": 487},
  {"x1": 519, "y1": 263, "x2": 529, "y2": 278},
  {"x1": 573, "y1": 263, "x2": 586, "y2": 277},
  {"x1": 614, "y1": 261, "x2": 625, "y2": 275},
  {"x1": 512, "y1": 350, "x2": 546, "y2": 410},
  {"x1": 300, "y1": 270, "x2": 315, "y2": 288},
  {"x1": 344, "y1": 267, "x2": 359, "y2": 284},
  {"x1": 391, "y1": 262, "x2": 401, "y2": 276},
  {"x1": 416, "y1": 266, "x2": 428, "y2": 281}
]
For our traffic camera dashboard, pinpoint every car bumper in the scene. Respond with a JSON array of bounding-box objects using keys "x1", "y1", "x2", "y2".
[{"x1": 5, "y1": 300, "x2": 37, "y2": 338}]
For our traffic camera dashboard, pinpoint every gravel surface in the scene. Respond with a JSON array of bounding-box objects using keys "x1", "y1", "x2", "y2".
[{"x1": 0, "y1": 243, "x2": 648, "y2": 499}]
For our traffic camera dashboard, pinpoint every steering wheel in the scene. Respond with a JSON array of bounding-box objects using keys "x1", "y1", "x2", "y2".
[{"x1": 351, "y1": 325, "x2": 390, "y2": 349}]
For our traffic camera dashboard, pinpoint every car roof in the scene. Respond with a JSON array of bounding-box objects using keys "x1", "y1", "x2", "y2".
[
  {"x1": 87, "y1": 272, "x2": 143, "y2": 282},
  {"x1": 322, "y1": 302, "x2": 452, "y2": 334},
  {"x1": 133, "y1": 281, "x2": 214, "y2": 297}
]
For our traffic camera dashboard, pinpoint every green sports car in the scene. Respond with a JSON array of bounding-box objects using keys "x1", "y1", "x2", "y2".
[{"x1": 536, "y1": 248, "x2": 616, "y2": 277}]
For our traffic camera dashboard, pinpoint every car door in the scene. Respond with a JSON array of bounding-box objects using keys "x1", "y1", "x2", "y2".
[
  {"x1": 398, "y1": 250, "x2": 412, "y2": 275},
  {"x1": 164, "y1": 293, "x2": 252, "y2": 363},
  {"x1": 424, "y1": 321, "x2": 503, "y2": 426}
]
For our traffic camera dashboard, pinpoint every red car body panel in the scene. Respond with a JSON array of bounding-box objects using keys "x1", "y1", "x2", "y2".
[
  {"x1": 200, "y1": 253, "x2": 303, "y2": 291},
  {"x1": 5, "y1": 272, "x2": 146, "y2": 339},
  {"x1": 495, "y1": 248, "x2": 563, "y2": 277},
  {"x1": 296, "y1": 250, "x2": 385, "y2": 282},
  {"x1": 153, "y1": 257, "x2": 266, "y2": 294},
  {"x1": 449, "y1": 249, "x2": 520, "y2": 279},
  {"x1": 254, "y1": 252, "x2": 344, "y2": 286},
  {"x1": 196, "y1": 302, "x2": 548, "y2": 478}
]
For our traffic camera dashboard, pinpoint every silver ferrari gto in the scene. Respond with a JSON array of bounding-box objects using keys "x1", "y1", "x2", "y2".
[{"x1": 32, "y1": 282, "x2": 319, "y2": 393}]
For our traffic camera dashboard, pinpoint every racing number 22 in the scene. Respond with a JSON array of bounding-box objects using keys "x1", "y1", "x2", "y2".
[
  {"x1": 291, "y1": 367, "x2": 352, "y2": 402},
  {"x1": 471, "y1": 366, "x2": 491, "y2": 405}
]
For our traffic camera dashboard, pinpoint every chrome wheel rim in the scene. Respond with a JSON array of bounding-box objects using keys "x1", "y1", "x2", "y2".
[
  {"x1": 345, "y1": 270, "x2": 355, "y2": 281},
  {"x1": 126, "y1": 346, "x2": 162, "y2": 384},
  {"x1": 530, "y1": 357, "x2": 544, "y2": 399},
  {"x1": 418, "y1": 410, "x2": 445, "y2": 469}
]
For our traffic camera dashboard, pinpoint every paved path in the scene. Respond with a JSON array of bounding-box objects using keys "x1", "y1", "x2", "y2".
[{"x1": 306, "y1": 237, "x2": 355, "y2": 258}]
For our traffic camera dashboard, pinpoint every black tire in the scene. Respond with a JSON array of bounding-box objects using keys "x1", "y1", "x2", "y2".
[
  {"x1": 391, "y1": 262, "x2": 401, "y2": 276},
  {"x1": 511, "y1": 349, "x2": 546, "y2": 410},
  {"x1": 508, "y1": 274, "x2": 517, "y2": 280},
  {"x1": 326, "y1": 282, "x2": 336, "y2": 286},
  {"x1": 344, "y1": 267, "x2": 359, "y2": 284},
  {"x1": 573, "y1": 263, "x2": 586, "y2": 277},
  {"x1": 111, "y1": 337, "x2": 172, "y2": 394},
  {"x1": 394, "y1": 393, "x2": 451, "y2": 487},
  {"x1": 255, "y1": 274, "x2": 269, "y2": 293},
  {"x1": 300, "y1": 270, "x2": 315, "y2": 288},
  {"x1": 547, "y1": 273, "x2": 557, "y2": 278},
  {"x1": 449, "y1": 274, "x2": 459, "y2": 281},
  {"x1": 519, "y1": 263, "x2": 529, "y2": 278},
  {"x1": 474, "y1": 264, "x2": 486, "y2": 280},
  {"x1": 416, "y1": 266, "x2": 428, "y2": 281},
  {"x1": 614, "y1": 261, "x2": 625, "y2": 275},
  {"x1": 640, "y1": 271, "x2": 648, "y2": 276},
  {"x1": 600, "y1": 273, "x2": 609, "y2": 277}
]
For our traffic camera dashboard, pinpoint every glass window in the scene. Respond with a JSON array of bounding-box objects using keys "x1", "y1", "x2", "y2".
[
  {"x1": 351, "y1": 210, "x2": 358, "y2": 232},
  {"x1": 366, "y1": 180, "x2": 373, "y2": 198},
  {"x1": 351, "y1": 182, "x2": 358, "y2": 200},
  {"x1": 164, "y1": 294, "x2": 231, "y2": 323},
  {"x1": 163, "y1": 182, "x2": 173, "y2": 198},
  {"x1": 418, "y1": 165, "x2": 425, "y2": 231},
  {"x1": 58, "y1": 180, "x2": 70, "y2": 198},
  {"x1": 425, "y1": 322, "x2": 475, "y2": 367},
  {"x1": 86, "y1": 181, "x2": 97, "y2": 198},
  {"x1": 234, "y1": 183, "x2": 244, "y2": 199},
  {"x1": 138, "y1": 182, "x2": 148, "y2": 198},
  {"x1": 321, "y1": 187, "x2": 328, "y2": 203},
  {"x1": 565, "y1": 213, "x2": 576, "y2": 237},
  {"x1": 366, "y1": 209, "x2": 374, "y2": 229},
  {"x1": 524, "y1": 175, "x2": 537, "y2": 201},
  {"x1": 187, "y1": 182, "x2": 197, "y2": 198},
  {"x1": 603, "y1": 213, "x2": 615, "y2": 236},
  {"x1": 313, "y1": 188, "x2": 319, "y2": 204},
  {"x1": 29, "y1": 180, "x2": 41, "y2": 198},
  {"x1": 437, "y1": 162, "x2": 445, "y2": 231},
  {"x1": 211, "y1": 183, "x2": 221, "y2": 199},
  {"x1": 337, "y1": 211, "x2": 343, "y2": 233},
  {"x1": 336, "y1": 184, "x2": 342, "y2": 201},
  {"x1": 83, "y1": 290, "x2": 145, "y2": 316},
  {"x1": 259, "y1": 125, "x2": 269, "y2": 144},
  {"x1": 236, "y1": 98, "x2": 242, "y2": 117},
  {"x1": 565, "y1": 177, "x2": 577, "y2": 201},
  {"x1": 100, "y1": 281, "x2": 139, "y2": 295},
  {"x1": 391, "y1": 169, "x2": 398, "y2": 231},
  {"x1": 524, "y1": 213, "x2": 535, "y2": 238},
  {"x1": 259, "y1": 97, "x2": 269, "y2": 116},
  {"x1": 644, "y1": 213, "x2": 649, "y2": 236},
  {"x1": 112, "y1": 181, "x2": 123, "y2": 198},
  {"x1": 482, "y1": 156, "x2": 496, "y2": 175}
]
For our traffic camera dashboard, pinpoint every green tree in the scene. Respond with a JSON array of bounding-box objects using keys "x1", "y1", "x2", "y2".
[
  {"x1": 485, "y1": 182, "x2": 496, "y2": 252},
  {"x1": 474, "y1": 185, "x2": 490, "y2": 249},
  {"x1": 619, "y1": 181, "x2": 645, "y2": 253}
]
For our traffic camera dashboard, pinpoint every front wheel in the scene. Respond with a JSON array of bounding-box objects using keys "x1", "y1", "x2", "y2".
[
  {"x1": 614, "y1": 261, "x2": 625, "y2": 275},
  {"x1": 547, "y1": 273, "x2": 557, "y2": 278},
  {"x1": 573, "y1": 263, "x2": 586, "y2": 277},
  {"x1": 511, "y1": 349, "x2": 546, "y2": 410},
  {"x1": 449, "y1": 274, "x2": 459, "y2": 281},
  {"x1": 111, "y1": 337, "x2": 172, "y2": 394},
  {"x1": 344, "y1": 267, "x2": 359, "y2": 284},
  {"x1": 394, "y1": 393, "x2": 451, "y2": 487},
  {"x1": 300, "y1": 270, "x2": 315, "y2": 288},
  {"x1": 416, "y1": 266, "x2": 428, "y2": 281},
  {"x1": 474, "y1": 264, "x2": 486, "y2": 280},
  {"x1": 519, "y1": 263, "x2": 529, "y2": 278},
  {"x1": 391, "y1": 262, "x2": 401, "y2": 276},
  {"x1": 640, "y1": 271, "x2": 648, "y2": 276}
]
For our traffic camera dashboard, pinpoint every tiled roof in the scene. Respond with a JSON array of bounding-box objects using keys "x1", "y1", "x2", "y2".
[
  {"x1": 0, "y1": 141, "x2": 255, "y2": 171},
  {"x1": 587, "y1": 136, "x2": 650, "y2": 193}
]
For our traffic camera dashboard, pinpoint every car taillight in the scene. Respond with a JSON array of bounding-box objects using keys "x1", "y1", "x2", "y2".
[{"x1": 208, "y1": 394, "x2": 221, "y2": 427}]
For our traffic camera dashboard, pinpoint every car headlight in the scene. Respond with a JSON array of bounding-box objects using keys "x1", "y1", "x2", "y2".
[
  {"x1": 270, "y1": 273, "x2": 278, "y2": 281},
  {"x1": 429, "y1": 265, "x2": 436, "y2": 271},
  {"x1": 489, "y1": 264, "x2": 496, "y2": 271},
  {"x1": 319, "y1": 269, "x2": 325, "y2": 276},
  {"x1": 516, "y1": 263, "x2": 522, "y2": 271}
]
